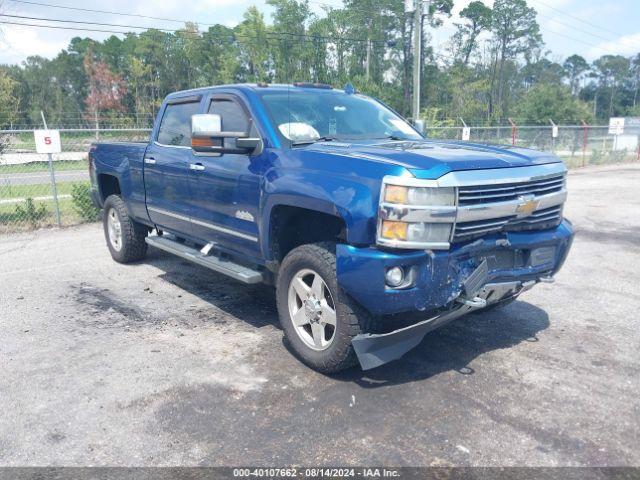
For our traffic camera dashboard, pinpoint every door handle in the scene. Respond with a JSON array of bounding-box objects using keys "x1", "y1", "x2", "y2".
[
  {"x1": 190, "y1": 163, "x2": 205, "y2": 171},
  {"x1": 144, "y1": 156, "x2": 156, "y2": 164}
]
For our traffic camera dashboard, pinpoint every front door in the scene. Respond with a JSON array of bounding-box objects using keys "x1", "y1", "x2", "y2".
[
  {"x1": 144, "y1": 98, "x2": 201, "y2": 235},
  {"x1": 187, "y1": 94, "x2": 262, "y2": 257}
]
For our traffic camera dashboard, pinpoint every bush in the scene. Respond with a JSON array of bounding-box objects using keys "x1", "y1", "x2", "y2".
[
  {"x1": 14, "y1": 198, "x2": 48, "y2": 228},
  {"x1": 71, "y1": 183, "x2": 101, "y2": 222}
]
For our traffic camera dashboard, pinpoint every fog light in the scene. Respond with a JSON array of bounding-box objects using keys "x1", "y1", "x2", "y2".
[{"x1": 385, "y1": 266, "x2": 404, "y2": 287}]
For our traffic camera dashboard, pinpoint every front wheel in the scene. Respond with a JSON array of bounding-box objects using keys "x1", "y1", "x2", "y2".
[
  {"x1": 276, "y1": 242, "x2": 378, "y2": 373},
  {"x1": 103, "y1": 195, "x2": 148, "y2": 264}
]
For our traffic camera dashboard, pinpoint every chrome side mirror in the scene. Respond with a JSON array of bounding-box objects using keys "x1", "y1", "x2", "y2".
[
  {"x1": 192, "y1": 113, "x2": 222, "y2": 138},
  {"x1": 191, "y1": 114, "x2": 263, "y2": 155}
]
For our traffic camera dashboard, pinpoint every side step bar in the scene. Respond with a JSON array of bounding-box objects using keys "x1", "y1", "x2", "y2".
[{"x1": 145, "y1": 236, "x2": 264, "y2": 284}]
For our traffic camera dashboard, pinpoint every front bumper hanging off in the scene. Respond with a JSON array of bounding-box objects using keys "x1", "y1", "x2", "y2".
[
  {"x1": 351, "y1": 278, "x2": 538, "y2": 370},
  {"x1": 338, "y1": 220, "x2": 574, "y2": 370}
]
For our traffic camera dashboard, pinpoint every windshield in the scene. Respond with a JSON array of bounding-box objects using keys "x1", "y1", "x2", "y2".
[{"x1": 257, "y1": 89, "x2": 423, "y2": 145}]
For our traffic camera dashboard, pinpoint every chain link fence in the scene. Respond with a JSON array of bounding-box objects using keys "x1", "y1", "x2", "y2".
[
  {"x1": 426, "y1": 125, "x2": 640, "y2": 168},
  {"x1": 1, "y1": 124, "x2": 638, "y2": 234},
  {"x1": 0, "y1": 128, "x2": 151, "y2": 234}
]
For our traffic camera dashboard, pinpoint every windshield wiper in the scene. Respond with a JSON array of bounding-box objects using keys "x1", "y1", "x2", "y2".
[
  {"x1": 291, "y1": 136, "x2": 336, "y2": 146},
  {"x1": 374, "y1": 135, "x2": 419, "y2": 141}
]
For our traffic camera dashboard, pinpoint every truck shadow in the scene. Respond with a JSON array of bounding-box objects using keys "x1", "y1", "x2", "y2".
[
  {"x1": 145, "y1": 249, "x2": 279, "y2": 330},
  {"x1": 332, "y1": 301, "x2": 550, "y2": 387},
  {"x1": 146, "y1": 249, "x2": 549, "y2": 387}
]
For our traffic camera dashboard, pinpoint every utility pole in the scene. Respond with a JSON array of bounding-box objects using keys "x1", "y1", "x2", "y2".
[
  {"x1": 365, "y1": 38, "x2": 371, "y2": 80},
  {"x1": 411, "y1": 0, "x2": 429, "y2": 129}
]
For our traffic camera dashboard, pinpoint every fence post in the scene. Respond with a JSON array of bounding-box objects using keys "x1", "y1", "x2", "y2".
[
  {"x1": 508, "y1": 118, "x2": 517, "y2": 146},
  {"x1": 40, "y1": 111, "x2": 62, "y2": 227},
  {"x1": 549, "y1": 119, "x2": 557, "y2": 153},
  {"x1": 581, "y1": 121, "x2": 589, "y2": 167},
  {"x1": 459, "y1": 117, "x2": 470, "y2": 141}
]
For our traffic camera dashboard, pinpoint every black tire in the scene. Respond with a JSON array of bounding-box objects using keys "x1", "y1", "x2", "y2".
[
  {"x1": 276, "y1": 242, "x2": 379, "y2": 373},
  {"x1": 103, "y1": 195, "x2": 148, "y2": 264}
]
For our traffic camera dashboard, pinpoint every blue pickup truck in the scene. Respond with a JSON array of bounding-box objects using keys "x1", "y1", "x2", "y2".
[{"x1": 89, "y1": 83, "x2": 573, "y2": 372}]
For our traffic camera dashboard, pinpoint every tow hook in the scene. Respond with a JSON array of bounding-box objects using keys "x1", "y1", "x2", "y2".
[
  {"x1": 456, "y1": 296, "x2": 487, "y2": 308},
  {"x1": 539, "y1": 276, "x2": 555, "y2": 284}
]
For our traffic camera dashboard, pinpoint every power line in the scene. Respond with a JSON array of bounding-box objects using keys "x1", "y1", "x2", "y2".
[
  {"x1": 534, "y1": 11, "x2": 616, "y2": 43},
  {"x1": 0, "y1": 19, "x2": 133, "y2": 35},
  {"x1": 542, "y1": 25, "x2": 623, "y2": 53},
  {"x1": 0, "y1": 14, "x2": 386, "y2": 43},
  {"x1": 7, "y1": 0, "x2": 400, "y2": 37},
  {"x1": 0, "y1": 14, "x2": 390, "y2": 44},
  {"x1": 7, "y1": 0, "x2": 218, "y2": 27},
  {"x1": 529, "y1": 0, "x2": 623, "y2": 38}
]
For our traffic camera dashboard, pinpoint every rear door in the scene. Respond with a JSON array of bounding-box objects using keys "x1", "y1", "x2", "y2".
[
  {"x1": 186, "y1": 93, "x2": 262, "y2": 256},
  {"x1": 144, "y1": 96, "x2": 201, "y2": 235}
]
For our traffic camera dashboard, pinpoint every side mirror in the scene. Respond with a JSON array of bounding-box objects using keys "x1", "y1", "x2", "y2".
[{"x1": 191, "y1": 113, "x2": 263, "y2": 155}]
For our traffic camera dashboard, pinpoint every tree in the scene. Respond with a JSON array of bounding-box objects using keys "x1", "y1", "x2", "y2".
[
  {"x1": 592, "y1": 55, "x2": 630, "y2": 117},
  {"x1": 515, "y1": 83, "x2": 592, "y2": 124},
  {"x1": 236, "y1": 7, "x2": 272, "y2": 82},
  {"x1": 490, "y1": 0, "x2": 542, "y2": 119},
  {"x1": 267, "y1": 0, "x2": 313, "y2": 82},
  {"x1": 0, "y1": 68, "x2": 19, "y2": 128},
  {"x1": 629, "y1": 53, "x2": 640, "y2": 109},
  {"x1": 83, "y1": 47, "x2": 127, "y2": 128},
  {"x1": 453, "y1": 1, "x2": 492, "y2": 66},
  {"x1": 522, "y1": 58, "x2": 564, "y2": 87},
  {"x1": 563, "y1": 54, "x2": 590, "y2": 96},
  {"x1": 1, "y1": 0, "x2": 639, "y2": 128}
]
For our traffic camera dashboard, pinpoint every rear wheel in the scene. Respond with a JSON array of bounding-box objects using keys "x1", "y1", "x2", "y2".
[
  {"x1": 103, "y1": 195, "x2": 148, "y2": 263},
  {"x1": 276, "y1": 242, "x2": 378, "y2": 373}
]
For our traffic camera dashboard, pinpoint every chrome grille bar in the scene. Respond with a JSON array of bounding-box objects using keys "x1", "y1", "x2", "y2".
[{"x1": 458, "y1": 174, "x2": 566, "y2": 206}]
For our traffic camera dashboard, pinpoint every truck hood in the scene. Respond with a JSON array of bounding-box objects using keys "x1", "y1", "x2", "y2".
[{"x1": 305, "y1": 139, "x2": 562, "y2": 179}]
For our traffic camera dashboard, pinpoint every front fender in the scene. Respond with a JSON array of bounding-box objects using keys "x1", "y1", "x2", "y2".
[{"x1": 260, "y1": 169, "x2": 380, "y2": 259}]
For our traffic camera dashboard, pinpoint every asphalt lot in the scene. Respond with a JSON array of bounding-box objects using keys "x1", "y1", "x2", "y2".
[{"x1": 1, "y1": 164, "x2": 638, "y2": 467}]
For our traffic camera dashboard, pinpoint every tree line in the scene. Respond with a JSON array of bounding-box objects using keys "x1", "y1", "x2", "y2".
[{"x1": 0, "y1": 0, "x2": 639, "y2": 129}]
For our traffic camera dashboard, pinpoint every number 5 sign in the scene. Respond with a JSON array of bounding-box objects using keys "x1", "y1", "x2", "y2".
[{"x1": 34, "y1": 129, "x2": 62, "y2": 154}]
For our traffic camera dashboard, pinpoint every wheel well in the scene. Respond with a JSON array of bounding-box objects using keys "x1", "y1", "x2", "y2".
[
  {"x1": 270, "y1": 206, "x2": 346, "y2": 262},
  {"x1": 98, "y1": 174, "x2": 121, "y2": 202}
]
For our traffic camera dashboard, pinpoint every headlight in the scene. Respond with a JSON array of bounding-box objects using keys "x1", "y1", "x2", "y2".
[
  {"x1": 384, "y1": 185, "x2": 455, "y2": 206},
  {"x1": 380, "y1": 220, "x2": 452, "y2": 243},
  {"x1": 378, "y1": 178, "x2": 456, "y2": 249}
]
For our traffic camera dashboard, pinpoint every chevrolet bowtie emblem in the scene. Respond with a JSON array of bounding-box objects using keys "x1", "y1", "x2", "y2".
[{"x1": 515, "y1": 195, "x2": 539, "y2": 217}]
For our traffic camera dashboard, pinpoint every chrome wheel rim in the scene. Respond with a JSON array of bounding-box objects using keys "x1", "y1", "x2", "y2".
[
  {"x1": 287, "y1": 268, "x2": 337, "y2": 351},
  {"x1": 107, "y1": 208, "x2": 123, "y2": 252}
]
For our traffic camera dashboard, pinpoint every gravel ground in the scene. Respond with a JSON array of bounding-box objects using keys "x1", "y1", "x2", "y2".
[{"x1": 1, "y1": 163, "x2": 638, "y2": 467}]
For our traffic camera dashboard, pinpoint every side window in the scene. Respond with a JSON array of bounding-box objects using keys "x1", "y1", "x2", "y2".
[
  {"x1": 208, "y1": 98, "x2": 250, "y2": 133},
  {"x1": 157, "y1": 101, "x2": 200, "y2": 147}
]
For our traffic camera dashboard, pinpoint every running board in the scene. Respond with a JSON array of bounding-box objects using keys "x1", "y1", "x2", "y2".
[{"x1": 145, "y1": 236, "x2": 264, "y2": 284}]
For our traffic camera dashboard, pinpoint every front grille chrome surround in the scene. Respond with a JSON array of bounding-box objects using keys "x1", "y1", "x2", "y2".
[{"x1": 377, "y1": 163, "x2": 568, "y2": 250}]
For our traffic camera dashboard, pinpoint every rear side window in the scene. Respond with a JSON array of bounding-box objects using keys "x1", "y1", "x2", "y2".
[
  {"x1": 157, "y1": 101, "x2": 200, "y2": 147},
  {"x1": 208, "y1": 98, "x2": 250, "y2": 133}
]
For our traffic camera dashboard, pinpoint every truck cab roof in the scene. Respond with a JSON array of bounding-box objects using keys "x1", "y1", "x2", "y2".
[{"x1": 164, "y1": 83, "x2": 343, "y2": 101}]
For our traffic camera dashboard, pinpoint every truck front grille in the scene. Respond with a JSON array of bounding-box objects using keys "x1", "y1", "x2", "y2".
[
  {"x1": 457, "y1": 174, "x2": 566, "y2": 206},
  {"x1": 452, "y1": 172, "x2": 566, "y2": 243},
  {"x1": 454, "y1": 206, "x2": 563, "y2": 241}
]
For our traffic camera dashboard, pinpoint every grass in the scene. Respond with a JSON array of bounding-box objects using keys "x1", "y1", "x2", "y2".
[
  {"x1": 559, "y1": 152, "x2": 638, "y2": 169},
  {"x1": 0, "y1": 196, "x2": 86, "y2": 233},
  {"x1": 0, "y1": 181, "x2": 83, "y2": 200},
  {"x1": 0, "y1": 159, "x2": 87, "y2": 174}
]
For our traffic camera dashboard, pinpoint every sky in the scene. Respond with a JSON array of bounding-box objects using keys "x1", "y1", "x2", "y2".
[{"x1": 0, "y1": 0, "x2": 638, "y2": 66}]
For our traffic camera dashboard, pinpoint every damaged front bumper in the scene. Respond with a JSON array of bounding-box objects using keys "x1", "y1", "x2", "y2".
[
  {"x1": 351, "y1": 279, "x2": 534, "y2": 370},
  {"x1": 337, "y1": 219, "x2": 574, "y2": 369}
]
